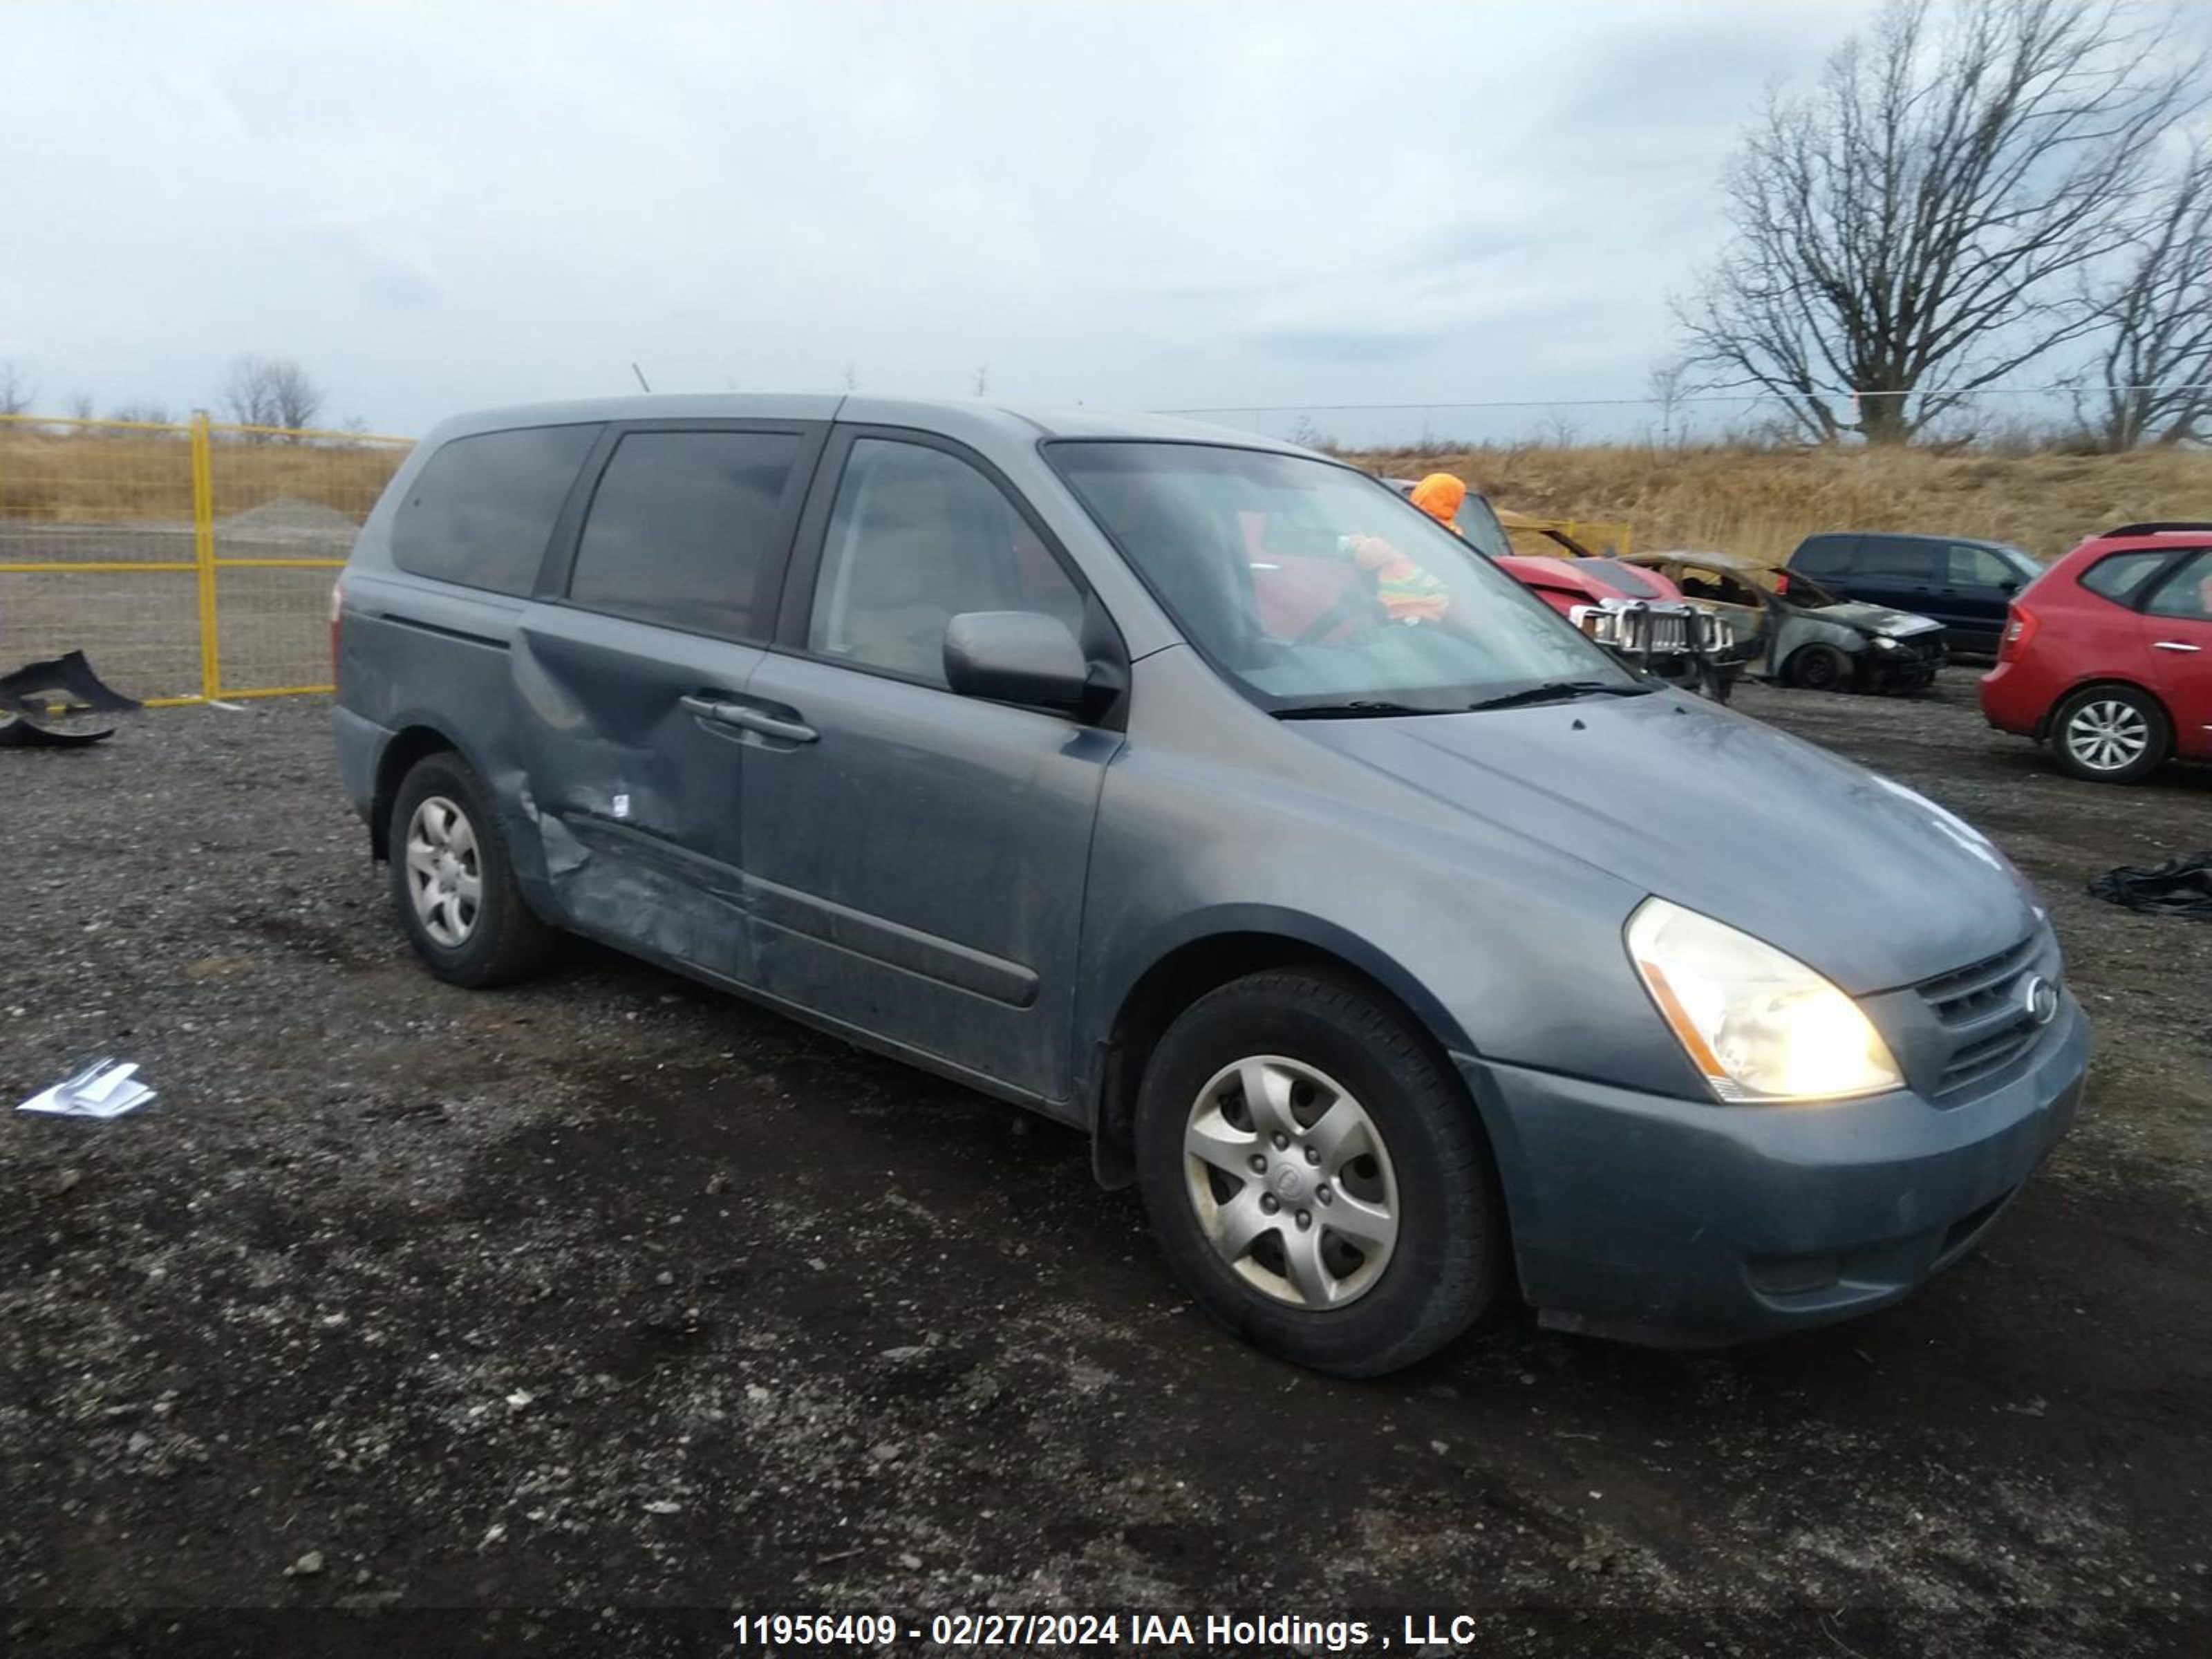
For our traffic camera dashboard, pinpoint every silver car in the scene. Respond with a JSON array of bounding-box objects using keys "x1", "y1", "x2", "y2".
[{"x1": 333, "y1": 397, "x2": 2087, "y2": 1375}]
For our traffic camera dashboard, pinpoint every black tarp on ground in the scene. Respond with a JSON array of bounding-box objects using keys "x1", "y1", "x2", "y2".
[
  {"x1": 0, "y1": 650, "x2": 144, "y2": 747},
  {"x1": 2088, "y1": 852, "x2": 2212, "y2": 919}
]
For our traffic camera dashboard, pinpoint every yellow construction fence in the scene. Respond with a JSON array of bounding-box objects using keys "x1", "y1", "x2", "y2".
[{"x1": 0, "y1": 412, "x2": 413, "y2": 706}]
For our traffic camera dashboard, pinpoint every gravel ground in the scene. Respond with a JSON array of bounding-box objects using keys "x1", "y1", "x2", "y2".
[{"x1": 3, "y1": 683, "x2": 2207, "y2": 1658}]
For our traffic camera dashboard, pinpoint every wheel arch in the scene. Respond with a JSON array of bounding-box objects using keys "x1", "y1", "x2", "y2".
[
  {"x1": 1085, "y1": 912, "x2": 1476, "y2": 1191},
  {"x1": 2039, "y1": 675, "x2": 2174, "y2": 747},
  {"x1": 368, "y1": 722, "x2": 467, "y2": 861}
]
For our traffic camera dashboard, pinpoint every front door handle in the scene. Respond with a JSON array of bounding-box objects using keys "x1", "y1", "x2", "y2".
[
  {"x1": 679, "y1": 693, "x2": 744, "y2": 724},
  {"x1": 2152, "y1": 641, "x2": 2202, "y2": 653},
  {"x1": 677, "y1": 693, "x2": 816, "y2": 743},
  {"x1": 728, "y1": 707, "x2": 817, "y2": 743}
]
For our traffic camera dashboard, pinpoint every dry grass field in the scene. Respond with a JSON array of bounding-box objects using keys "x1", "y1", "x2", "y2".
[
  {"x1": 0, "y1": 424, "x2": 408, "y2": 525},
  {"x1": 1350, "y1": 442, "x2": 2212, "y2": 563}
]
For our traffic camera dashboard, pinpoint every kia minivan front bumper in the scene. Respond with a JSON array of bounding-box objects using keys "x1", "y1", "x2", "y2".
[{"x1": 1456, "y1": 993, "x2": 2088, "y2": 1346}]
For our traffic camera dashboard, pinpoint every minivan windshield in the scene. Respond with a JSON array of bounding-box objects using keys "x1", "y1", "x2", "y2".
[{"x1": 1051, "y1": 442, "x2": 1639, "y2": 713}]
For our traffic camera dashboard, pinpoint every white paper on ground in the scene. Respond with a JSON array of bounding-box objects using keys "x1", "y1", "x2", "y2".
[{"x1": 15, "y1": 1058, "x2": 158, "y2": 1118}]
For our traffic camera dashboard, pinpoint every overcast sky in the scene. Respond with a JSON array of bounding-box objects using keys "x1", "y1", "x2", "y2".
[{"x1": 3, "y1": 1, "x2": 1880, "y2": 435}]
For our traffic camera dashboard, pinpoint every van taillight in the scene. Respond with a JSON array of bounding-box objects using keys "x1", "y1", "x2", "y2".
[
  {"x1": 2000, "y1": 602, "x2": 2036, "y2": 662},
  {"x1": 330, "y1": 576, "x2": 345, "y2": 685}
]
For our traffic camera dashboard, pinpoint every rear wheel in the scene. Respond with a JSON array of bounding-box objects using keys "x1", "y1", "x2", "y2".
[
  {"x1": 388, "y1": 751, "x2": 559, "y2": 985},
  {"x1": 1134, "y1": 971, "x2": 1503, "y2": 1376},
  {"x1": 2051, "y1": 685, "x2": 2168, "y2": 785}
]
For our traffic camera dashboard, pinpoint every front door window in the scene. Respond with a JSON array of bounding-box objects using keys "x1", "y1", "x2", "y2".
[{"x1": 808, "y1": 439, "x2": 1084, "y2": 686}]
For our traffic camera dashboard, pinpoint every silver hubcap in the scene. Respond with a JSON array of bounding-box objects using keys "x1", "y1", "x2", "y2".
[
  {"x1": 2065, "y1": 700, "x2": 2150, "y2": 772},
  {"x1": 403, "y1": 795, "x2": 482, "y2": 947},
  {"x1": 1182, "y1": 1056, "x2": 1400, "y2": 1309}
]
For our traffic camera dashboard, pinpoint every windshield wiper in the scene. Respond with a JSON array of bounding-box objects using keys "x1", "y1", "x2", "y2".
[
  {"x1": 1272, "y1": 698, "x2": 1460, "y2": 720},
  {"x1": 1463, "y1": 679, "x2": 1651, "y2": 713}
]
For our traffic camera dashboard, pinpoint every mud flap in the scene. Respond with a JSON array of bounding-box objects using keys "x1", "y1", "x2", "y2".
[{"x1": 0, "y1": 651, "x2": 143, "y2": 748}]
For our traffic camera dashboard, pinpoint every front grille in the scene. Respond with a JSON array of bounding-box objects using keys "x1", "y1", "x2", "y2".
[{"x1": 1916, "y1": 935, "x2": 2047, "y2": 1097}]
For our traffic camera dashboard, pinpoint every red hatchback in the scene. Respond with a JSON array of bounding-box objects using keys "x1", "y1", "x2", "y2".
[{"x1": 1980, "y1": 522, "x2": 2212, "y2": 783}]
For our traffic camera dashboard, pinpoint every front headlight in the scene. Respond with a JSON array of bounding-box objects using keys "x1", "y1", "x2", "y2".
[
  {"x1": 1626, "y1": 897, "x2": 1902, "y2": 1103},
  {"x1": 1872, "y1": 635, "x2": 1900, "y2": 650}
]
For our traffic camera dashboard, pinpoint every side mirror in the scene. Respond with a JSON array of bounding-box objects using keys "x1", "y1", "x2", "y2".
[{"x1": 943, "y1": 611, "x2": 1090, "y2": 709}]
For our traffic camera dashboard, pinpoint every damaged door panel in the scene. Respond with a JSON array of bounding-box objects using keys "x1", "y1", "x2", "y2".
[{"x1": 510, "y1": 422, "x2": 825, "y2": 986}]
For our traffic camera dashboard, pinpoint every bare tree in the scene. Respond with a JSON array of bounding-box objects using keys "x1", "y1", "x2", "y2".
[
  {"x1": 0, "y1": 359, "x2": 35, "y2": 417},
  {"x1": 2086, "y1": 138, "x2": 2212, "y2": 448},
  {"x1": 971, "y1": 364, "x2": 991, "y2": 397},
  {"x1": 218, "y1": 355, "x2": 326, "y2": 434},
  {"x1": 1677, "y1": 0, "x2": 2202, "y2": 442},
  {"x1": 1647, "y1": 356, "x2": 1692, "y2": 448},
  {"x1": 65, "y1": 391, "x2": 94, "y2": 421},
  {"x1": 841, "y1": 362, "x2": 859, "y2": 392}
]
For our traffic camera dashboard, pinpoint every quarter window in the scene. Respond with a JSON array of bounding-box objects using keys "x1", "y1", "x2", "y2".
[
  {"x1": 807, "y1": 439, "x2": 1084, "y2": 687},
  {"x1": 568, "y1": 430, "x2": 803, "y2": 640},
  {"x1": 391, "y1": 424, "x2": 601, "y2": 596}
]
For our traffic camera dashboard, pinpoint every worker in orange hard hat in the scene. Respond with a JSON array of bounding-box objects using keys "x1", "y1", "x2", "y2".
[{"x1": 1409, "y1": 472, "x2": 1468, "y2": 533}]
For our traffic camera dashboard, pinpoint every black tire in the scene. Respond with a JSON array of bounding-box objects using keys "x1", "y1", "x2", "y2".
[
  {"x1": 2050, "y1": 684, "x2": 2169, "y2": 785},
  {"x1": 1133, "y1": 971, "x2": 1504, "y2": 1378},
  {"x1": 1785, "y1": 643, "x2": 1854, "y2": 693},
  {"x1": 387, "y1": 751, "x2": 559, "y2": 986}
]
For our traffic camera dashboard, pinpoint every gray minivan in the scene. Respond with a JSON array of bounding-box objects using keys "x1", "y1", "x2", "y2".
[{"x1": 334, "y1": 397, "x2": 2088, "y2": 1376}]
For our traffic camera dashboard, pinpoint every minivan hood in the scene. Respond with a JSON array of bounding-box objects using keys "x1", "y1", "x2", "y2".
[{"x1": 1297, "y1": 692, "x2": 2038, "y2": 993}]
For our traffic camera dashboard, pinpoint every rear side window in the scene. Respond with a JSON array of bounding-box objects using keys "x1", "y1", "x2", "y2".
[
  {"x1": 1792, "y1": 536, "x2": 1854, "y2": 576},
  {"x1": 391, "y1": 424, "x2": 600, "y2": 595},
  {"x1": 1861, "y1": 538, "x2": 1939, "y2": 582},
  {"x1": 568, "y1": 430, "x2": 803, "y2": 641},
  {"x1": 2079, "y1": 550, "x2": 2175, "y2": 607}
]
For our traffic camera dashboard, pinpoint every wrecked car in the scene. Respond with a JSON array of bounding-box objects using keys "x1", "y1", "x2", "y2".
[
  {"x1": 1382, "y1": 479, "x2": 1735, "y2": 696},
  {"x1": 1492, "y1": 552, "x2": 1745, "y2": 700},
  {"x1": 1622, "y1": 550, "x2": 1948, "y2": 694},
  {"x1": 335, "y1": 397, "x2": 2087, "y2": 1376}
]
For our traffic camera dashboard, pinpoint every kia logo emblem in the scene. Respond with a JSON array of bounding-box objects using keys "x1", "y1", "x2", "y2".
[{"x1": 2021, "y1": 974, "x2": 2059, "y2": 1027}]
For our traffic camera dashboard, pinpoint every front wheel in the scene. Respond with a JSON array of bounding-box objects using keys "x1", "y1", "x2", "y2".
[
  {"x1": 1134, "y1": 971, "x2": 1503, "y2": 1377},
  {"x1": 1785, "y1": 643, "x2": 1855, "y2": 693}
]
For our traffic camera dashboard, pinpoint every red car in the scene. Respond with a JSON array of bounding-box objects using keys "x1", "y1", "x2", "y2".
[{"x1": 1980, "y1": 521, "x2": 2212, "y2": 783}]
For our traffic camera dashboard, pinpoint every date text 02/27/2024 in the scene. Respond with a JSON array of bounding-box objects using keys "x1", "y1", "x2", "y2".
[{"x1": 731, "y1": 1612, "x2": 1486, "y2": 1650}]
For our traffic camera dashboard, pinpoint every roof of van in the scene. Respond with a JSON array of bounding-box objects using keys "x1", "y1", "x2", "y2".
[
  {"x1": 1808, "y1": 529, "x2": 2018, "y2": 550},
  {"x1": 421, "y1": 394, "x2": 1318, "y2": 456}
]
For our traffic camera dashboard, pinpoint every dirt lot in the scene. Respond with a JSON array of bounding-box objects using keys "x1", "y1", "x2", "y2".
[{"x1": 3, "y1": 683, "x2": 2207, "y2": 1658}]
